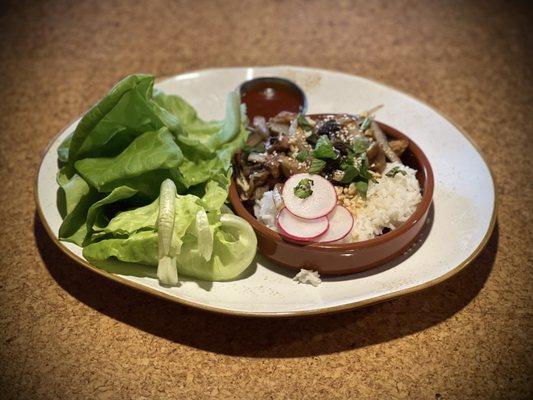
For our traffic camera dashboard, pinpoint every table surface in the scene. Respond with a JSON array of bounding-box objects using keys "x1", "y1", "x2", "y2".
[{"x1": 1, "y1": 0, "x2": 531, "y2": 399}]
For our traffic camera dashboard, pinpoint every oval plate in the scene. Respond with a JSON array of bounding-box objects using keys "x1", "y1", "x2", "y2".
[{"x1": 36, "y1": 66, "x2": 496, "y2": 317}]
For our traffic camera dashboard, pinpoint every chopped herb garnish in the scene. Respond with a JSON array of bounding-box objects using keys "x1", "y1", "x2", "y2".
[
  {"x1": 309, "y1": 158, "x2": 326, "y2": 174},
  {"x1": 297, "y1": 114, "x2": 314, "y2": 132},
  {"x1": 359, "y1": 154, "x2": 369, "y2": 179},
  {"x1": 313, "y1": 136, "x2": 338, "y2": 160},
  {"x1": 359, "y1": 116, "x2": 374, "y2": 132},
  {"x1": 352, "y1": 137, "x2": 370, "y2": 154},
  {"x1": 340, "y1": 154, "x2": 355, "y2": 170},
  {"x1": 338, "y1": 152, "x2": 376, "y2": 187},
  {"x1": 306, "y1": 132, "x2": 319, "y2": 143},
  {"x1": 358, "y1": 153, "x2": 376, "y2": 182},
  {"x1": 386, "y1": 166, "x2": 407, "y2": 177},
  {"x1": 293, "y1": 178, "x2": 314, "y2": 199},
  {"x1": 296, "y1": 150, "x2": 309, "y2": 162},
  {"x1": 340, "y1": 165, "x2": 358, "y2": 183},
  {"x1": 340, "y1": 155, "x2": 359, "y2": 183},
  {"x1": 355, "y1": 181, "x2": 368, "y2": 198}
]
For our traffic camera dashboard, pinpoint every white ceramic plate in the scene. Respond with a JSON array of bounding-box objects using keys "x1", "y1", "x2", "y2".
[{"x1": 36, "y1": 66, "x2": 496, "y2": 317}]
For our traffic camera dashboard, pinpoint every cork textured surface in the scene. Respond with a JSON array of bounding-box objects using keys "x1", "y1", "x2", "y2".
[{"x1": 1, "y1": 0, "x2": 532, "y2": 398}]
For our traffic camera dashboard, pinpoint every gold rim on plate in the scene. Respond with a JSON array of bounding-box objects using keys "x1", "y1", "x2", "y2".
[{"x1": 34, "y1": 68, "x2": 498, "y2": 317}]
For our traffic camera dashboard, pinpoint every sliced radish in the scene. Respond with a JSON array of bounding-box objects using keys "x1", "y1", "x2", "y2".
[
  {"x1": 282, "y1": 173, "x2": 337, "y2": 219},
  {"x1": 317, "y1": 206, "x2": 354, "y2": 243},
  {"x1": 277, "y1": 208, "x2": 328, "y2": 241}
]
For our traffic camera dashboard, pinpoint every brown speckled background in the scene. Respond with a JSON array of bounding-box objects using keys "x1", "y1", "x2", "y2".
[{"x1": 1, "y1": 0, "x2": 532, "y2": 399}]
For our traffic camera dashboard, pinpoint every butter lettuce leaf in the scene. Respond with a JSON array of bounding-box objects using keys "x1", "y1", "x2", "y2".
[
  {"x1": 178, "y1": 123, "x2": 248, "y2": 188},
  {"x1": 74, "y1": 127, "x2": 183, "y2": 196},
  {"x1": 57, "y1": 74, "x2": 255, "y2": 281},
  {"x1": 57, "y1": 172, "x2": 99, "y2": 245},
  {"x1": 100, "y1": 198, "x2": 159, "y2": 236},
  {"x1": 84, "y1": 230, "x2": 159, "y2": 266},
  {"x1": 156, "y1": 91, "x2": 247, "y2": 187},
  {"x1": 83, "y1": 191, "x2": 256, "y2": 281},
  {"x1": 201, "y1": 180, "x2": 229, "y2": 211},
  {"x1": 85, "y1": 186, "x2": 138, "y2": 236},
  {"x1": 176, "y1": 214, "x2": 256, "y2": 281},
  {"x1": 153, "y1": 89, "x2": 202, "y2": 127},
  {"x1": 63, "y1": 75, "x2": 181, "y2": 172}
]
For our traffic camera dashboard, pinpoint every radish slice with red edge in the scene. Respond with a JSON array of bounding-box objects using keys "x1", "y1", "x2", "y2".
[
  {"x1": 282, "y1": 173, "x2": 337, "y2": 219},
  {"x1": 277, "y1": 208, "x2": 329, "y2": 241},
  {"x1": 317, "y1": 206, "x2": 354, "y2": 243}
]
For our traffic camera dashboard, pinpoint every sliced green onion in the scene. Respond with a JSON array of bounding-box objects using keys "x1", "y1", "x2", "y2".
[{"x1": 359, "y1": 116, "x2": 374, "y2": 132}]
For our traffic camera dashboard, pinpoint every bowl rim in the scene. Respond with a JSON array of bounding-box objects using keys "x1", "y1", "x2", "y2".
[{"x1": 229, "y1": 116, "x2": 434, "y2": 251}]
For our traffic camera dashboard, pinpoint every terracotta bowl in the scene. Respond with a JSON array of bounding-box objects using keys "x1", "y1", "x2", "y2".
[{"x1": 229, "y1": 118, "x2": 434, "y2": 275}]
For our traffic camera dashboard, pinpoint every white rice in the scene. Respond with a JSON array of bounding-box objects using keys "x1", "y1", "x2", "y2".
[
  {"x1": 254, "y1": 162, "x2": 422, "y2": 242},
  {"x1": 348, "y1": 162, "x2": 422, "y2": 241}
]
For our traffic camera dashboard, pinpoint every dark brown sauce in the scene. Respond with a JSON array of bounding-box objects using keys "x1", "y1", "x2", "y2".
[{"x1": 240, "y1": 78, "x2": 307, "y2": 121}]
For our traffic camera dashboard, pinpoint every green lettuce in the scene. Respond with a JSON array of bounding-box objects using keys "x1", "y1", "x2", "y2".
[
  {"x1": 154, "y1": 91, "x2": 247, "y2": 188},
  {"x1": 57, "y1": 173, "x2": 99, "y2": 244},
  {"x1": 64, "y1": 74, "x2": 181, "y2": 169},
  {"x1": 176, "y1": 214, "x2": 256, "y2": 281},
  {"x1": 85, "y1": 186, "x2": 138, "y2": 236},
  {"x1": 56, "y1": 74, "x2": 255, "y2": 281},
  {"x1": 83, "y1": 182, "x2": 256, "y2": 281},
  {"x1": 74, "y1": 127, "x2": 183, "y2": 196}
]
